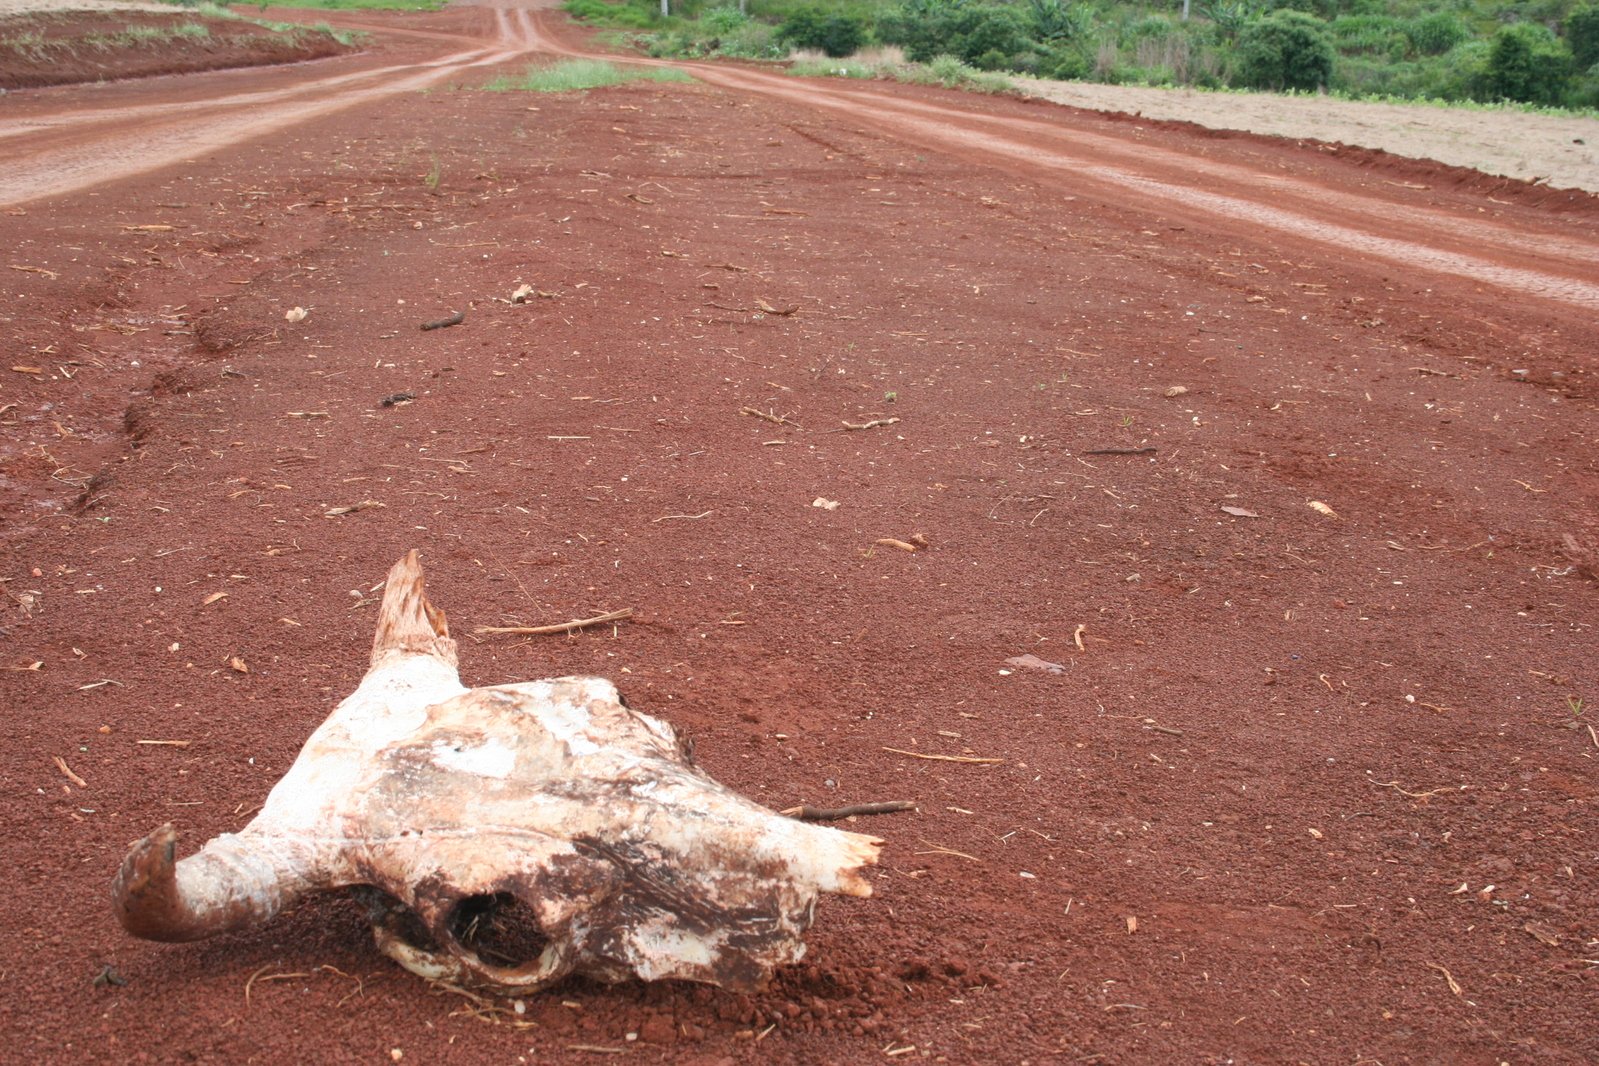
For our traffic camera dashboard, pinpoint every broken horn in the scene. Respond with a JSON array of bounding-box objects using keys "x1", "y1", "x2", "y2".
[{"x1": 113, "y1": 551, "x2": 883, "y2": 993}]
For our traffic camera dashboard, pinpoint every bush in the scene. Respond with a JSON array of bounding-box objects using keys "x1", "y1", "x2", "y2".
[
  {"x1": 1331, "y1": 14, "x2": 1405, "y2": 58},
  {"x1": 1404, "y1": 12, "x2": 1468, "y2": 57},
  {"x1": 1483, "y1": 23, "x2": 1572, "y2": 104},
  {"x1": 1235, "y1": 10, "x2": 1334, "y2": 90},
  {"x1": 700, "y1": 5, "x2": 747, "y2": 35},
  {"x1": 563, "y1": 0, "x2": 654, "y2": 30},
  {"x1": 778, "y1": 8, "x2": 868, "y2": 58}
]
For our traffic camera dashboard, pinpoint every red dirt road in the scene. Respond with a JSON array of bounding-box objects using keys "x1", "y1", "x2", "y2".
[{"x1": 3, "y1": 5, "x2": 1597, "y2": 1063}]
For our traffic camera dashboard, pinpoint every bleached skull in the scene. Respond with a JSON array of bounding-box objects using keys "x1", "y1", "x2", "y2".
[{"x1": 113, "y1": 551, "x2": 881, "y2": 993}]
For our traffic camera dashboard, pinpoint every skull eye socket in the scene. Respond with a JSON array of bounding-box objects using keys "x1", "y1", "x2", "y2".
[{"x1": 448, "y1": 892, "x2": 550, "y2": 968}]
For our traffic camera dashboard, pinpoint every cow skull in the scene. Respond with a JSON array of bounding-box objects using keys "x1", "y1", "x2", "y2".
[{"x1": 113, "y1": 551, "x2": 882, "y2": 993}]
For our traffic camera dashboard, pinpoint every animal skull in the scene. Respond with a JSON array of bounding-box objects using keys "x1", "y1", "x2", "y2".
[{"x1": 113, "y1": 551, "x2": 882, "y2": 993}]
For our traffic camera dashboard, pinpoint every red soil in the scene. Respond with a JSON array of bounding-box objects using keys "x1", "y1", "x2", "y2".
[
  {"x1": 0, "y1": 9, "x2": 352, "y2": 90},
  {"x1": 2, "y1": 5, "x2": 1596, "y2": 1064}
]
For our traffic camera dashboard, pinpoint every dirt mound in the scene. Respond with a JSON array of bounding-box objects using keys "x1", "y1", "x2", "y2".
[{"x1": 0, "y1": 8, "x2": 352, "y2": 89}]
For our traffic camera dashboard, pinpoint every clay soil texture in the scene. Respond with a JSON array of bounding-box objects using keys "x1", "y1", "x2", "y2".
[
  {"x1": 2, "y1": 9, "x2": 1598, "y2": 1065},
  {"x1": 0, "y1": 8, "x2": 351, "y2": 90}
]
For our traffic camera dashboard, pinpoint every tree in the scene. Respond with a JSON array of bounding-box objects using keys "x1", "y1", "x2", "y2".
[
  {"x1": 1568, "y1": 5, "x2": 1599, "y2": 73},
  {"x1": 1235, "y1": 10, "x2": 1334, "y2": 91},
  {"x1": 1484, "y1": 24, "x2": 1573, "y2": 104}
]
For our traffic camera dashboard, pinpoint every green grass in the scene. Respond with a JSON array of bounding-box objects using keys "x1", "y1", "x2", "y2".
[{"x1": 481, "y1": 58, "x2": 692, "y2": 92}]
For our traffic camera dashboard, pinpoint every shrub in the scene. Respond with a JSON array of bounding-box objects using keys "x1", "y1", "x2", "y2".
[
  {"x1": 778, "y1": 8, "x2": 868, "y2": 58},
  {"x1": 700, "y1": 6, "x2": 747, "y2": 35},
  {"x1": 1235, "y1": 10, "x2": 1334, "y2": 90},
  {"x1": 1404, "y1": 12, "x2": 1468, "y2": 57}
]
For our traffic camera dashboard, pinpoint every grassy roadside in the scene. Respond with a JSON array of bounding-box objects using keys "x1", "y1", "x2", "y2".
[{"x1": 0, "y1": 6, "x2": 361, "y2": 89}]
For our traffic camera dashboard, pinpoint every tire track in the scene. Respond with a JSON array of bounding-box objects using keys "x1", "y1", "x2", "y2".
[{"x1": 0, "y1": 11, "x2": 537, "y2": 207}]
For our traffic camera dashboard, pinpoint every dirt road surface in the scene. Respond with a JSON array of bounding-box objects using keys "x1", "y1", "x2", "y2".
[{"x1": 3, "y1": 4, "x2": 1596, "y2": 1063}]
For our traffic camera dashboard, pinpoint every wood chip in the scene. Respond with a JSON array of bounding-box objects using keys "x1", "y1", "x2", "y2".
[
  {"x1": 1308, "y1": 500, "x2": 1339, "y2": 518},
  {"x1": 1220, "y1": 505, "x2": 1260, "y2": 518},
  {"x1": 202, "y1": 592, "x2": 228, "y2": 606},
  {"x1": 1522, "y1": 921, "x2": 1561, "y2": 947},
  {"x1": 1003, "y1": 653, "x2": 1065, "y2": 675},
  {"x1": 136, "y1": 739, "x2": 192, "y2": 747},
  {"x1": 229, "y1": 656, "x2": 250, "y2": 674},
  {"x1": 756, "y1": 298, "x2": 798, "y2": 316},
  {"x1": 1426, "y1": 962, "x2": 1462, "y2": 996},
  {"x1": 324, "y1": 500, "x2": 385, "y2": 517},
  {"x1": 882, "y1": 747, "x2": 1002, "y2": 764},
  {"x1": 1073, "y1": 624, "x2": 1087, "y2": 651}
]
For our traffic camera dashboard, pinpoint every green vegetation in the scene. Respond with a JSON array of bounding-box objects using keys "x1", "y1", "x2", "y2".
[
  {"x1": 481, "y1": 58, "x2": 693, "y2": 91},
  {"x1": 563, "y1": 0, "x2": 1599, "y2": 111},
  {"x1": 791, "y1": 48, "x2": 1016, "y2": 88}
]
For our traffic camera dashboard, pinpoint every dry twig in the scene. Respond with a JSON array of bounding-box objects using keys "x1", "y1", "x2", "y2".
[
  {"x1": 882, "y1": 747, "x2": 1002, "y2": 764},
  {"x1": 53, "y1": 755, "x2": 87, "y2": 787},
  {"x1": 783, "y1": 801, "x2": 916, "y2": 821},
  {"x1": 474, "y1": 608, "x2": 632, "y2": 637},
  {"x1": 739, "y1": 406, "x2": 800, "y2": 429},
  {"x1": 1371, "y1": 779, "x2": 1458, "y2": 800}
]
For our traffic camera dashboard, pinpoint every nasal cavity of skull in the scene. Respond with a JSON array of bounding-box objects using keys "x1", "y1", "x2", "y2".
[{"x1": 449, "y1": 892, "x2": 550, "y2": 967}]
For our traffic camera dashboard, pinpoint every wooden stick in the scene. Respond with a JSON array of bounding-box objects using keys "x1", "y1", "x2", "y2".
[
  {"x1": 783, "y1": 800, "x2": 916, "y2": 820},
  {"x1": 842, "y1": 417, "x2": 900, "y2": 431},
  {"x1": 53, "y1": 755, "x2": 87, "y2": 787},
  {"x1": 882, "y1": 747, "x2": 1002, "y2": 764},
  {"x1": 474, "y1": 608, "x2": 632, "y2": 637},
  {"x1": 1082, "y1": 447, "x2": 1157, "y2": 456}
]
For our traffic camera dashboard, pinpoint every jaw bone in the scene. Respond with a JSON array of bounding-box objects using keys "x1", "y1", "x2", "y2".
[{"x1": 113, "y1": 551, "x2": 882, "y2": 993}]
